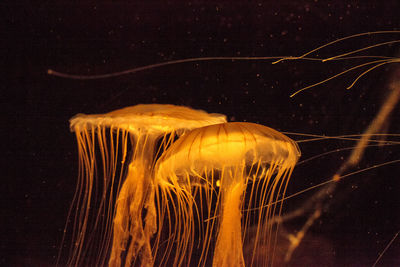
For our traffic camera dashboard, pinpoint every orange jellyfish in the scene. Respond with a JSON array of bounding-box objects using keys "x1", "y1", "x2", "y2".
[
  {"x1": 66, "y1": 104, "x2": 226, "y2": 266},
  {"x1": 155, "y1": 122, "x2": 300, "y2": 267}
]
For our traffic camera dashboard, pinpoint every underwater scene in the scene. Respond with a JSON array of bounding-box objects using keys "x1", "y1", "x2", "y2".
[{"x1": 5, "y1": 1, "x2": 400, "y2": 266}]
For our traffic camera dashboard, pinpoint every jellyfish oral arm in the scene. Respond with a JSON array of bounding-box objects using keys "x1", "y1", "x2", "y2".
[
  {"x1": 109, "y1": 162, "x2": 152, "y2": 267},
  {"x1": 109, "y1": 134, "x2": 158, "y2": 267},
  {"x1": 212, "y1": 169, "x2": 246, "y2": 267}
]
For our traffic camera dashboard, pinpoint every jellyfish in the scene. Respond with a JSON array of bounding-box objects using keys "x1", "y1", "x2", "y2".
[
  {"x1": 154, "y1": 122, "x2": 300, "y2": 267},
  {"x1": 66, "y1": 104, "x2": 226, "y2": 266}
]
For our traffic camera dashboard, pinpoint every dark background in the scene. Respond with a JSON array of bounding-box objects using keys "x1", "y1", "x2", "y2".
[{"x1": 3, "y1": 1, "x2": 400, "y2": 266}]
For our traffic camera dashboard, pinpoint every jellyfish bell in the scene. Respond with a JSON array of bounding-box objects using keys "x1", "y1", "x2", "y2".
[
  {"x1": 65, "y1": 104, "x2": 226, "y2": 267},
  {"x1": 156, "y1": 122, "x2": 300, "y2": 187},
  {"x1": 155, "y1": 122, "x2": 300, "y2": 267},
  {"x1": 70, "y1": 104, "x2": 227, "y2": 135}
]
